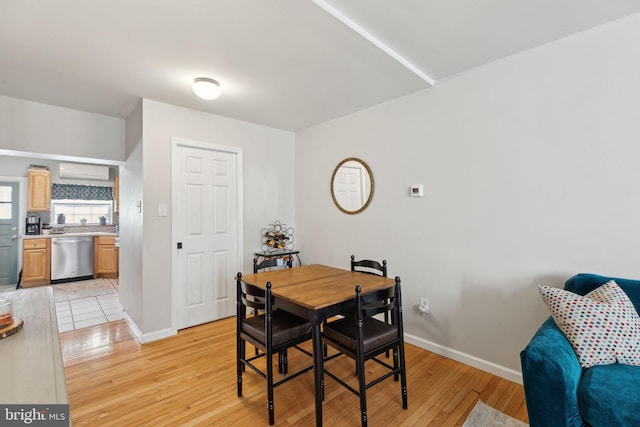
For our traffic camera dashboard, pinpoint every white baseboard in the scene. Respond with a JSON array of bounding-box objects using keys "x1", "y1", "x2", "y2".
[
  {"x1": 140, "y1": 327, "x2": 176, "y2": 344},
  {"x1": 122, "y1": 312, "x2": 177, "y2": 344},
  {"x1": 404, "y1": 333, "x2": 523, "y2": 385},
  {"x1": 119, "y1": 315, "x2": 521, "y2": 382},
  {"x1": 122, "y1": 312, "x2": 142, "y2": 340}
]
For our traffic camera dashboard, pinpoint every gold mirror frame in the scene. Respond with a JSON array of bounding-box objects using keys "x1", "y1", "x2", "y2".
[{"x1": 330, "y1": 157, "x2": 375, "y2": 215}]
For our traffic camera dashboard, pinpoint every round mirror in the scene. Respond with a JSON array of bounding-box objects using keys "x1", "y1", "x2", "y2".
[{"x1": 331, "y1": 157, "x2": 374, "y2": 215}]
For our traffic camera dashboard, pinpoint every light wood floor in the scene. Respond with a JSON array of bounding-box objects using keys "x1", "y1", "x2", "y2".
[{"x1": 60, "y1": 317, "x2": 528, "y2": 426}]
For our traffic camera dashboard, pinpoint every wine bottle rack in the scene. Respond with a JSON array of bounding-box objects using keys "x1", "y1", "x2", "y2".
[{"x1": 261, "y1": 220, "x2": 294, "y2": 252}]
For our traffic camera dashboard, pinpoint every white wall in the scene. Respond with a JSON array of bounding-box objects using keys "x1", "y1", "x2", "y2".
[
  {"x1": 0, "y1": 95, "x2": 125, "y2": 161},
  {"x1": 127, "y1": 99, "x2": 294, "y2": 340},
  {"x1": 295, "y1": 13, "x2": 640, "y2": 381},
  {"x1": 0, "y1": 93, "x2": 296, "y2": 344},
  {"x1": 121, "y1": 102, "x2": 144, "y2": 329}
]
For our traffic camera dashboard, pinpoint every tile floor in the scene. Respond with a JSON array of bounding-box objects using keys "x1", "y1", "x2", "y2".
[
  {"x1": 0, "y1": 278, "x2": 124, "y2": 332},
  {"x1": 56, "y1": 292, "x2": 124, "y2": 332}
]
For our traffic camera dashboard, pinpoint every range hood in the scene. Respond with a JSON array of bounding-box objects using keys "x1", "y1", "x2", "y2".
[{"x1": 59, "y1": 162, "x2": 109, "y2": 181}]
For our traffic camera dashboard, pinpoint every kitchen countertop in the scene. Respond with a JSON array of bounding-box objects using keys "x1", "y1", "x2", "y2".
[{"x1": 23, "y1": 232, "x2": 118, "y2": 239}]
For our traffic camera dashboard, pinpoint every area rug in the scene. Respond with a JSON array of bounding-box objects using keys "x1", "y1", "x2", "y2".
[
  {"x1": 462, "y1": 401, "x2": 528, "y2": 427},
  {"x1": 52, "y1": 278, "x2": 115, "y2": 302}
]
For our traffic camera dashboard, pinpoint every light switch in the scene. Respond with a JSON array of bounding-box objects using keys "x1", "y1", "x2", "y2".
[{"x1": 158, "y1": 203, "x2": 168, "y2": 217}]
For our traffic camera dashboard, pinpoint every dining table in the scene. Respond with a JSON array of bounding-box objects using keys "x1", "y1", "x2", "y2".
[{"x1": 239, "y1": 264, "x2": 396, "y2": 427}]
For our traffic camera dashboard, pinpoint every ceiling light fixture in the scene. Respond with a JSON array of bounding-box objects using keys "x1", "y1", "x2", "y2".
[{"x1": 192, "y1": 77, "x2": 222, "y2": 100}]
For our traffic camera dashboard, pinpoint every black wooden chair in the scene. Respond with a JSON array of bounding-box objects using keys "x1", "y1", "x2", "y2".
[
  {"x1": 321, "y1": 277, "x2": 408, "y2": 427},
  {"x1": 350, "y1": 255, "x2": 387, "y2": 277},
  {"x1": 351, "y1": 255, "x2": 391, "y2": 357},
  {"x1": 252, "y1": 256, "x2": 294, "y2": 370},
  {"x1": 253, "y1": 255, "x2": 293, "y2": 273},
  {"x1": 236, "y1": 273, "x2": 313, "y2": 425}
]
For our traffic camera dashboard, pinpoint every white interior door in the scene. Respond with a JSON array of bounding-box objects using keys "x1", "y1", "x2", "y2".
[{"x1": 173, "y1": 139, "x2": 241, "y2": 330}]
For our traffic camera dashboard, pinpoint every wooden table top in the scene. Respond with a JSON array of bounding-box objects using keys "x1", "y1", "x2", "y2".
[{"x1": 240, "y1": 264, "x2": 395, "y2": 311}]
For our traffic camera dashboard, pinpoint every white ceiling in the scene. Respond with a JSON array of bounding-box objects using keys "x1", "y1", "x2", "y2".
[{"x1": 1, "y1": 1, "x2": 639, "y2": 131}]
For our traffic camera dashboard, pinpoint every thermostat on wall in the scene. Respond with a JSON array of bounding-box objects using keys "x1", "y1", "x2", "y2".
[{"x1": 410, "y1": 185, "x2": 424, "y2": 197}]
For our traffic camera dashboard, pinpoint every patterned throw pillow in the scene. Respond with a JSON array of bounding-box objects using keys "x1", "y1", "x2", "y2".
[{"x1": 539, "y1": 280, "x2": 640, "y2": 368}]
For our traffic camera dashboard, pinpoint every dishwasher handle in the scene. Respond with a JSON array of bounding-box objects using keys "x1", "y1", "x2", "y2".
[{"x1": 52, "y1": 237, "x2": 94, "y2": 244}]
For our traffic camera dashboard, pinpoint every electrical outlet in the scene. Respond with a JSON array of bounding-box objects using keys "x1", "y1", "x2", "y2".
[{"x1": 419, "y1": 297, "x2": 430, "y2": 314}]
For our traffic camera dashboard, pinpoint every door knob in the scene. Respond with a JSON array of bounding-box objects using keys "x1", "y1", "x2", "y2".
[{"x1": 11, "y1": 235, "x2": 17, "y2": 240}]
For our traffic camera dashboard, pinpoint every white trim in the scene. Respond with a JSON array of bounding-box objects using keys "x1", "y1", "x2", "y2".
[
  {"x1": 140, "y1": 328, "x2": 176, "y2": 344},
  {"x1": 0, "y1": 149, "x2": 124, "y2": 167},
  {"x1": 122, "y1": 311, "x2": 177, "y2": 344},
  {"x1": 122, "y1": 311, "x2": 142, "y2": 342},
  {"x1": 312, "y1": 0, "x2": 435, "y2": 86},
  {"x1": 170, "y1": 137, "x2": 244, "y2": 332},
  {"x1": 404, "y1": 332, "x2": 524, "y2": 385}
]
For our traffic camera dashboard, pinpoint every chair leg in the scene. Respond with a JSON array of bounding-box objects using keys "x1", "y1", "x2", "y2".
[
  {"x1": 321, "y1": 347, "x2": 325, "y2": 402},
  {"x1": 399, "y1": 343, "x2": 408, "y2": 409},
  {"x1": 357, "y1": 354, "x2": 368, "y2": 427},
  {"x1": 393, "y1": 347, "x2": 399, "y2": 381},
  {"x1": 237, "y1": 338, "x2": 243, "y2": 397},
  {"x1": 283, "y1": 349, "x2": 289, "y2": 375},
  {"x1": 267, "y1": 348, "x2": 275, "y2": 425},
  {"x1": 278, "y1": 350, "x2": 289, "y2": 375},
  {"x1": 241, "y1": 341, "x2": 247, "y2": 373}
]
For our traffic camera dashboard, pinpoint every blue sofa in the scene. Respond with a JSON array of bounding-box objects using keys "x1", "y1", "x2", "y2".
[{"x1": 520, "y1": 273, "x2": 640, "y2": 427}]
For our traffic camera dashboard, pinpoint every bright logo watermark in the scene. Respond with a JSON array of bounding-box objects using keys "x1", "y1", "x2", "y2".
[{"x1": 1, "y1": 405, "x2": 69, "y2": 426}]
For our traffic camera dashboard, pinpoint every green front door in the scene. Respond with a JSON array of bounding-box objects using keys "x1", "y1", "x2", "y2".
[{"x1": 0, "y1": 182, "x2": 20, "y2": 285}]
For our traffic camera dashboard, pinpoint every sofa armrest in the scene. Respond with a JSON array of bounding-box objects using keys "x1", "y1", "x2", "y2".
[{"x1": 521, "y1": 318, "x2": 586, "y2": 427}]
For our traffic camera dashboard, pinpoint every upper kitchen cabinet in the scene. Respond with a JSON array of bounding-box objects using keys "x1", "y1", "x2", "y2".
[{"x1": 27, "y1": 168, "x2": 51, "y2": 211}]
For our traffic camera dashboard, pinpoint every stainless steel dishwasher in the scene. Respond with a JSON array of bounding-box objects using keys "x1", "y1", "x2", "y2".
[{"x1": 51, "y1": 236, "x2": 94, "y2": 282}]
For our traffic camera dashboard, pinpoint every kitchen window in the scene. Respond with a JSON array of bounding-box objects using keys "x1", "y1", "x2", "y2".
[
  {"x1": 0, "y1": 185, "x2": 12, "y2": 219},
  {"x1": 51, "y1": 200, "x2": 113, "y2": 224}
]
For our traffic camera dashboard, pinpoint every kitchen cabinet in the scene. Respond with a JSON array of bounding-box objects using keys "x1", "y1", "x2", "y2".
[
  {"x1": 27, "y1": 168, "x2": 51, "y2": 211},
  {"x1": 94, "y1": 235, "x2": 118, "y2": 278},
  {"x1": 22, "y1": 238, "x2": 51, "y2": 287}
]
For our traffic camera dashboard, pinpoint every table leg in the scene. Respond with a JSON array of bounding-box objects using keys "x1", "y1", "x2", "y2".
[{"x1": 312, "y1": 321, "x2": 323, "y2": 426}]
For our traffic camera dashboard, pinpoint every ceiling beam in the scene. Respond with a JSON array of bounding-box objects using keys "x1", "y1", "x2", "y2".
[{"x1": 312, "y1": 0, "x2": 435, "y2": 87}]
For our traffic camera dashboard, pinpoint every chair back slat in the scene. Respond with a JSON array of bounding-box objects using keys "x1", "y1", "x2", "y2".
[
  {"x1": 254, "y1": 256, "x2": 293, "y2": 273},
  {"x1": 239, "y1": 279, "x2": 267, "y2": 311},
  {"x1": 351, "y1": 255, "x2": 387, "y2": 277},
  {"x1": 360, "y1": 286, "x2": 396, "y2": 317}
]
